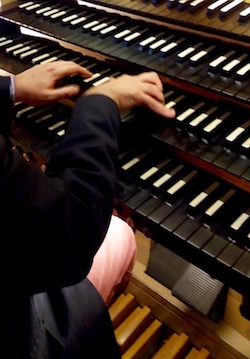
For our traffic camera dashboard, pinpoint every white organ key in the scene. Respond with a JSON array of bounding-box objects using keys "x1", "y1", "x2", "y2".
[
  {"x1": 241, "y1": 137, "x2": 250, "y2": 149},
  {"x1": 71, "y1": 17, "x2": 87, "y2": 26},
  {"x1": 48, "y1": 121, "x2": 66, "y2": 131},
  {"x1": 167, "y1": 180, "x2": 185, "y2": 195},
  {"x1": 100, "y1": 25, "x2": 117, "y2": 35},
  {"x1": 84, "y1": 73, "x2": 101, "y2": 83},
  {"x1": 36, "y1": 7, "x2": 51, "y2": 15},
  {"x1": 122, "y1": 157, "x2": 140, "y2": 170},
  {"x1": 149, "y1": 39, "x2": 167, "y2": 51},
  {"x1": 13, "y1": 46, "x2": 32, "y2": 56},
  {"x1": 124, "y1": 32, "x2": 141, "y2": 42},
  {"x1": 205, "y1": 200, "x2": 224, "y2": 216},
  {"x1": 189, "y1": 192, "x2": 208, "y2": 208},
  {"x1": 226, "y1": 127, "x2": 245, "y2": 142},
  {"x1": 239, "y1": 6, "x2": 250, "y2": 21},
  {"x1": 19, "y1": 1, "x2": 33, "y2": 9},
  {"x1": 220, "y1": 0, "x2": 244, "y2": 17},
  {"x1": 236, "y1": 62, "x2": 250, "y2": 77},
  {"x1": 92, "y1": 23, "x2": 108, "y2": 32},
  {"x1": 43, "y1": 9, "x2": 61, "y2": 17},
  {"x1": 26, "y1": 3, "x2": 41, "y2": 11},
  {"x1": 62, "y1": 14, "x2": 78, "y2": 23},
  {"x1": 207, "y1": 0, "x2": 229, "y2": 12},
  {"x1": 139, "y1": 36, "x2": 156, "y2": 47},
  {"x1": 51, "y1": 10, "x2": 67, "y2": 19},
  {"x1": 114, "y1": 29, "x2": 131, "y2": 40},
  {"x1": 231, "y1": 212, "x2": 249, "y2": 230},
  {"x1": 83, "y1": 20, "x2": 99, "y2": 30}
]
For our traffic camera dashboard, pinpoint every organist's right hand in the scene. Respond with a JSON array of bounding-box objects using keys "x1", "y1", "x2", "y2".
[{"x1": 84, "y1": 71, "x2": 176, "y2": 119}]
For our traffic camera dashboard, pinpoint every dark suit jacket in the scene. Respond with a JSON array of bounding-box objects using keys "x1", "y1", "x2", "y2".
[{"x1": 0, "y1": 77, "x2": 121, "y2": 358}]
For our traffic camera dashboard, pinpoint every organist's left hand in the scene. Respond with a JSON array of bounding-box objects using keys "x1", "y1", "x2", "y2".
[{"x1": 14, "y1": 60, "x2": 92, "y2": 105}]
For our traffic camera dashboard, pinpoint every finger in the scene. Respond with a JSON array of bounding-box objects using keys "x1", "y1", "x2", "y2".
[
  {"x1": 43, "y1": 85, "x2": 81, "y2": 102},
  {"x1": 138, "y1": 72, "x2": 163, "y2": 91},
  {"x1": 54, "y1": 61, "x2": 93, "y2": 78},
  {"x1": 143, "y1": 94, "x2": 176, "y2": 118}
]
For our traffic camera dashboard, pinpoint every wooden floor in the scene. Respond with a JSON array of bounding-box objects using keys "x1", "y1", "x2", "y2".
[{"x1": 124, "y1": 230, "x2": 250, "y2": 359}]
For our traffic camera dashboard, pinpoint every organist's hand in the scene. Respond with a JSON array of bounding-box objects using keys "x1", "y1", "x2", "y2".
[
  {"x1": 84, "y1": 71, "x2": 176, "y2": 118},
  {"x1": 14, "y1": 60, "x2": 92, "y2": 105}
]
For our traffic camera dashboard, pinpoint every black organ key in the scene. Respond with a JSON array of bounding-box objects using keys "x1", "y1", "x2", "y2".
[
  {"x1": 90, "y1": 18, "x2": 118, "y2": 36},
  {"x1": 167, "y1": 0, "x2": 179, "y2": 8},
  {"x1": 148, "y1": 198, "x2": 183, "y2": 225},
  {"x1": 160, "y1": 202, "x2": 187, "y2": 233},
  {"x1": 219, "y1": 0, "x2": 245, "y2": 19},
  {"x1": 91, "y1": 70, "x2": 122, "y2": 87},
  {"x1": 186, "y1": 106, "x2": 219, "y2": 136},
  {"x1": 235, "y1": 61, "x2": 250, "y2": 81},
  {"x1": 138, "y1": 31, "x2": 165, "y2": 52},
  {"x1": 177, "y1": 0, "x2": 192, "y2": 10},
  {"x1": 19, "y1": 0, "x2": 49, "y2": 12},
  {"x1": 188, "y1": 0, "x2": 209, "y2": 12},
  {"x1": 80, "y1": 67, "x2": 112, "y2": 88},
  {"x1": 5, "y1": 39, "x2": 35, "y2": 55},
  {"x1": 15, "y1": 103, "x2": 36, "y2": 119},
  {"x1": 159, "y1": 37, "x2": 186, "y2": 58},
  {"x1": 41, "y1": 4, "x2": 70, "y2": 19},
  {"x1": 165, "y1": 94, "x2": 186, "y2": 111},
  {"x1": 240, "y1": 135, "x2": 250, "y2": 158},
  {"x1": 186, "y1": 225, "x2": 214, "y2": 249},
  {"x1": 151, "y1": 163, "x2": 185, "y2": 196},
  {"x1": 136, "y1": 195, "x2": 163, "y2": 217},
  {"x1": 148, "y1": 34, "x2": 175, "y2": 55},
  {"x1": 176, "y1": 42, "x2": 204, "y2": 63},
  {"x1": 124, "y1": 189, "x2": 151, "y2": 210},
  {"x1": 138, "y1": 157, "x2": 172, "y2": 188},
  {"x1": 233, "y1": 251, "x2": 250, "y2": 281},
  {"x1": 227, "y1": 207, "x2": 250, "y2": 246},
  {"x1": 123, "y1": 27, "x2": 150, "y2": 47},
  {"x1": 238, "y1": 5, "x2": 250, "y2": 22},
  {"x1": 173, "y1": 216, "x2": 201, "y2": 242},
  {"x1": 49, "y1": 7, "x2": 75, "y2": 22},
  {"x1": 16, "y1": 103, "x2": 56, "y2": 121},
  {"x1": 164, "y1": 169, "x2": 199, "y2": 205},
  {"x1": 0, "y1": 35, "x2": 23, "y2": 49},
  {"x1": 202, "y1": 188, "x2": 238, "y2": 228},
  {"x1": 82, "y1": 16, "x2": 110, "y2": 33},
  {"x1": 206, "y1": 0, "x2": 230, "y2": 16},
  {"x1": 201, "y1": 111, "x2": 232, "y2": 144},
  {"x1": 40, "y1": 50, "x2": 70, "y2": 64},
  {"x1": 217, "y1": 242, "x2": 244, "y2": 268},
  {"x1": 213, "y1": 150, "x2": 239, "y2": 170},
  {"x1": 186, "y1": 181, "x2": 221, "y2": 218},
  {"x1": 19, "y1": 44, "x2": 49, "y2": 60},
  {"x1": 223, "y1": 119, "x2": 250, "y2": 153},
  {"x1": 61, "y1": 11, "x2": 88, "y2": 26},
  {"x1": 221, "y1": 53, "x2": 249, "y2": 77},
  {"x1": 227, "y1": 156, "x2": 250, "y2": 177},
  {"x1": 99, "y1": 20, "x2": 127, "y2": 39},
  {"x1": 70, "y1": 12, "x2": 96, "y2": 28},
  {"x1": 202, "y1": 234, "x2": 228, "y2": 259},
  {"x1": 113, "y1": 25, "x2": 141, "y2": 44},
  {"x1": 175, "y1": 101, "x2": 206, "y2": 130},
  {"x1": 188, "y1": 45, "x2": 216, "y2": 66},
  {"x1": 208, "y1": 50, "x2": 236, "y2": 73},
  {"x1": 120, "y1": 149, "x2": 152, "y2": 180},
  {"x1": 31, "y1": 48, "x2": 62, "y2": 64}
]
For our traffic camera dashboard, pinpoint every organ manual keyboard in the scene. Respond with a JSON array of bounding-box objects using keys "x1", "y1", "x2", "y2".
[{"x1": 0, "y1": 0, "x2": 249, "y2": 357}]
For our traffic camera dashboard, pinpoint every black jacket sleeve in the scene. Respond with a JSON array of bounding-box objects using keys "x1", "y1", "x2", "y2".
[
  {"x1": 0, "y1": 76, "x2": 13, "y2": 135},
  {"x1": 0, "y1": 88, "x2": 121, "y2": 294}
]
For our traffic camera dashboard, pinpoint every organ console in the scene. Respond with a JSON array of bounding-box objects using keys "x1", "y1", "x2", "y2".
[{"x1": 0, "y1": 0, "x2": 249, "y2": 357}]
